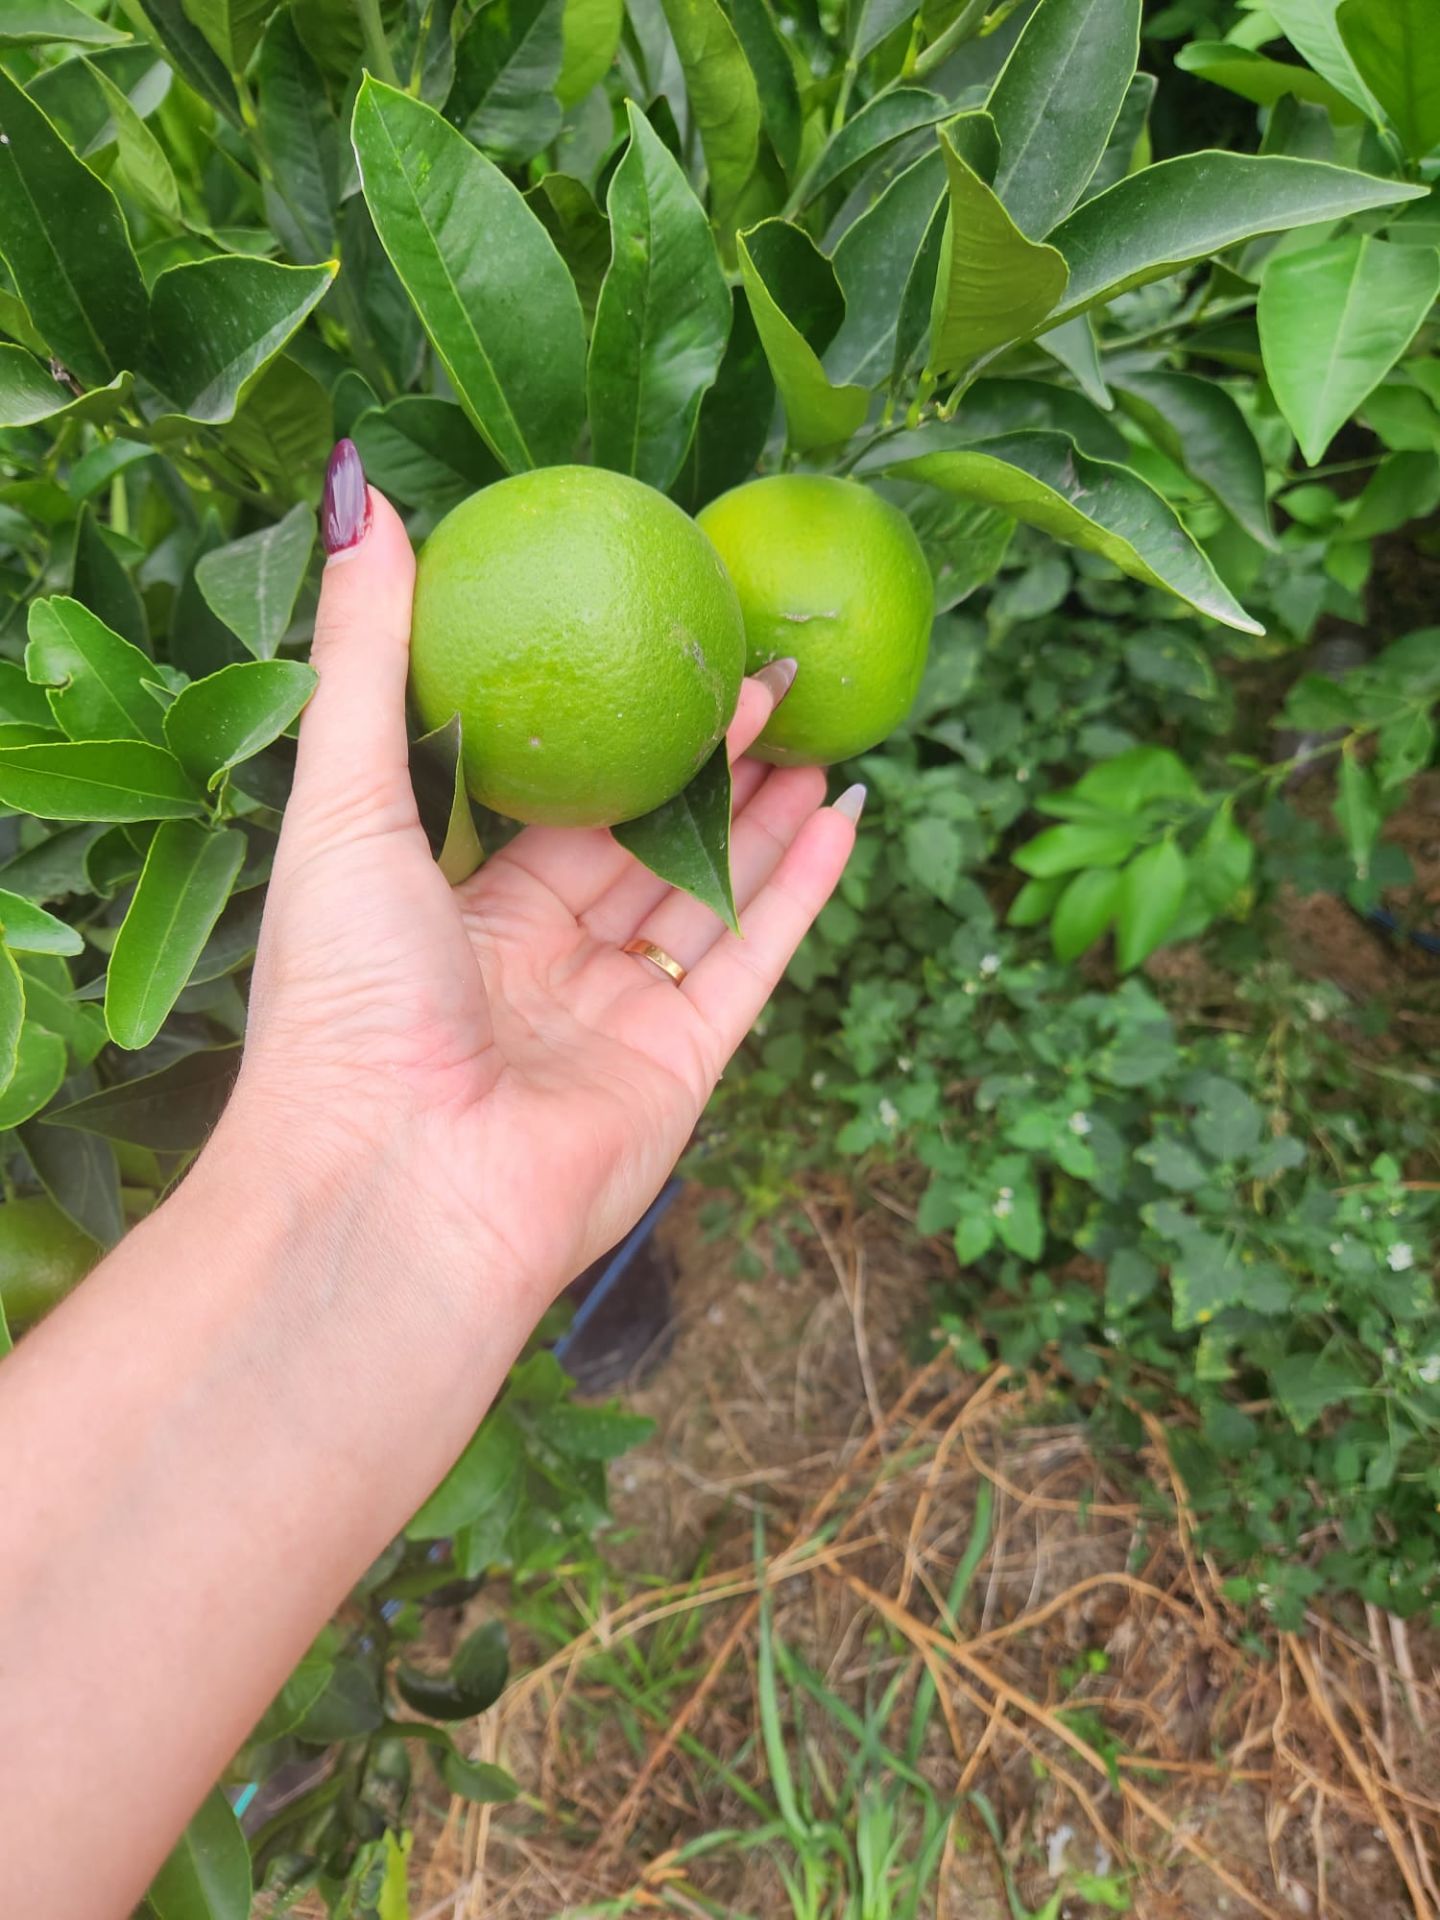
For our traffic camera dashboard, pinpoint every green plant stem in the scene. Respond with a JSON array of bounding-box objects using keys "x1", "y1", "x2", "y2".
[
  {"x1": 912, "y1": 0, "x2": 991, "y2": 80},
  {"x1": 357, "y1": 0, "x2": 401, "y2": 86}
]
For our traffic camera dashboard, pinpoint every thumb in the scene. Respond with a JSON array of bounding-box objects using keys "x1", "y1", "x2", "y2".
[{"x1": 287, "y1": 438, "x2": 418, "y2": 840}]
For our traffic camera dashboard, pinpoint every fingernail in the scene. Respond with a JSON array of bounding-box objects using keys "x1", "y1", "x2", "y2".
[
  {"x1": 322, "y1": 438, "x2": 370, "y2": 555},
  {"x1": 754, "y1": 656, "x2": 798, "y2": 704},
  {"x1": 833, "y1": 781, "x2": 867, "y2": 823}
]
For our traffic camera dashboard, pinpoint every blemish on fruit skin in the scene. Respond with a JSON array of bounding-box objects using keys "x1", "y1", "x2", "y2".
[{"x1": 528, "y1": 736, "x2": 541, "y2": 748}]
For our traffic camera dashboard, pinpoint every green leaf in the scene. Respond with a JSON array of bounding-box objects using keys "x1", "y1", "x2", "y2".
[
  {"x1": 1014, "y1": 819, "x2": 1142, "y2": 877},
  {"x1": 352, "y1": 76, "x2": 585, "y2": 471},
  {"x1": 0, "y1": 888, "x2": 83, "y2": 956},
  {"x1": 790, "y1": 89, "x2": 950, "y2": 211},
  {"x1": 875, "y1": 427, "x2": 1263, "y2": 633},
  {"x1": 1035, "y1": 314, "x2": 1110, "y2": 409},
  {"x1": 588, "y1": 104, "x2": 731, "y2": 491},
  {"x1": 851, "y1": 0, "x2": 915, "y2": 63},
  {"x1": 26, "y1": 597, "x2": 165, "y2": 745},
  {"x1": 1175, "y1": 41, "x2": 1364, "y2": 122},
  {"x1": 1071, "y1": 745, "x2": 1199, "y2": 811},
  {"x1": 105, "y1": 822, "x2": 246, "y2": 1049},
  {"x1": 147, "y1": 1789, "x2": 251, "y2": 1920},
  {"x1": 408, "y1": 1409, "x2": 524, "y2": 1538},
  {"x1": 1258, "y1": 234, "x2": 1440, "y2": 466},
  {"x1": 0, "y1": 664, "x2": 52, "y2": 730},
  {"x1": 43, "y1": 1044, "x2": 241, "y2": 1149},
  {"x1": 181, "y1": 0, "x2": 280, "y2": 71},
  {"x1": 20, "y1": 1110, "x2": 124, "y2": 1248},
  {"x1": 1051, "y1": 866, "x2": 1122, "y2": 961},
  {"x1": 670, "y1": 289, "x2": 774, "y2": 511},
  {"x1": 1115, "y1": 370, "x2": 1274, "y2": 549},
  {"x1": 412, "y1": 714, "x2": 484, "y2": 885},
  {"x1": 0, "y1": 346, "x2": 132, "y2": 429},
  {"x1": 928, "y1": 119, "x2": 1068, "y2": 373},
  {"x1": 1192, "y1": 803, "x2": 1253, "y2": 909},
  {"x1": 826, "y1": 147, "x2": 946, "y2": 389},
  {"x1": 255, "y1": 4, "x2": 341, "y2": 263},
  {"x1": 1006, "y1": 874, "x2": 1064, "y2": 925},
  {"x1": 447, "y1": 0, "x2": 565, "y2": 166},
  {"x1": 129, "y1": 0, "x2": 241, "y2": 124},
  {"x1": 0, "y1": 740, "x2": 205, "y2": 822},
  {"x1": 738, "y1": 224, "x2": 868, "y2": 453},
  {"x1": 0, "y1": 1018, "x2": 68, "y2": 1129},
  {"x1": 612, "y1": 742, "x2": 739, "y2": 932},
  {"x1": 986, "y1": 0, "x2": 1142, "y2": 238},
  {"x1": 557, "y1": 0, "x2": 623, "y2": 104},
  {"x1": 71, "y1": 505, "x2": 148, "y2": 654},
  {"x1": 163, "y1": 660, "x2": 317, "y2": 790},
  {"x1": 0, "y1": 1, "x2": 131, "y2": 46},
  {"x1": 1270, "y1": 1349, "x2": 1365, "y2": 1432},
  {"x1": 656, "y1": 0, "x2": 761, "y2": 235},
  {"x1": 398, "y1": 1620, "x2": 509, "y2": 1719},
  {"x1": 1046, "y1": 153, "x2": 1425, "y2": 328},
  {"x1": 1114, "y1": 839, "x2": 1187, "y2": 971},
  {"x1": 1376, "y1": 709, "x2": 1436, "y2": 790},
  {"x1": 1188, "y1": 1073, "x2": 1264, "y2": 1162},
  {"x1": 526, "y1": 171, "x2": 612, "y2": 322},
  {"x1": 541, "y1": 1400, "x2": 656, "y2": 1458},
  {"x1": 352, "y1": 397, "x2": 502, "y2": 513},
  {"x1": 1345, "y1": 450, "x2": 1440, "y2": 540},
  {"x1": 1335, "y1": 748, "x2": 1382, "y2": 880},
  {"x1": 949, "y1": 375, "x2": 1127, "y2": 461},
  {"x1": 1264, "y1": 0, "x2": 1377, "y2": 118},
  {"x1": 0, "y1": 942, "x2": 24, "y2": 1095},
  {"x1": 730, "y1": 0, "x2": 801, "y2": 177},
  {"x1": 1338, "y1": 0, "x2": 1440, "y2": 157},
  {"x1": 193, "y1": 503, "x2": 315, "y2": 661},
  {"x1": 143, "y1": 257, "x2": 336, "y2": 427},
  {"x1": 0, "y1": 66, "x2": 148, "y2": 389},
  {"x1": 1081, "y1": 70, "x2": 1156, "y2": 205},
  {"x1": 84, "y1": 54, "x2": 179, "y2": 219},
  {"x1": 1169, "y1": 1229, "x2": 1245, "y2": 1328},
  {"x1": 223, "y1": 355, "x2": 334, "y2": 493}
]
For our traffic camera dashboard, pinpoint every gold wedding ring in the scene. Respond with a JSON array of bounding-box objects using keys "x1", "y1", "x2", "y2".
[{"x1": 622, "y1": 938, "x2": 687, "y2": 986}]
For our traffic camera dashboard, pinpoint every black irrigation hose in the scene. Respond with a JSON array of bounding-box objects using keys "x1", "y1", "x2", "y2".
[{"x1": 1361, "y1": 906, "x2": 1440, "y2": 960}]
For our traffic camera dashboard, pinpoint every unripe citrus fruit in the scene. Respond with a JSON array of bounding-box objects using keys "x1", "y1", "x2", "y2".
[
  {"x1": 698, "y1": 475, "x2": 933, "y2": 767},
  {"x1": 0, "y1": 1195, "x2": 100, "y2": 1334},
  {"x1": 410, "y1": 467, "x2": 745, "y2": 829}
]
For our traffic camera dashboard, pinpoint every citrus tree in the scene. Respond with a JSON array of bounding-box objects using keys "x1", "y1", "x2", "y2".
[{"x1": 2, "y1": 0, "x2": 1439, "y2": 1907}]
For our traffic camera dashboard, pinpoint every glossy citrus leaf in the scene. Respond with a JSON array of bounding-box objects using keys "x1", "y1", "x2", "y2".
[
  {"x1": 147, "y1": 1788, "x2": 252, "y2": 1920},
  {"x1": 738, "y1": 224, "x2": 868, "y2": 453},
  {"x1": 612, "y1": 741, "x2": 739, "y2": 932},
  {"x1": 193, "y1": 504, "x2": 315, "y2": 661},
  {"x1": 588, "y1": 104, "x2": 731, "y2": 491},
  {"x1": 105, "y1": 822, "x2": 247, "y2": 1049},
  {"x1": 352, "y1": 76, "x2": 585, "y2": 471},
  {"x1": 26, "y1": 597, "x2": 166, "y2": 745},
  {"x1": 986, "y1": 0, "x2": 1142, "y2": 237},
  {"x1": 0, "y1": 740, "x2": 205, "y2": 822},
  {"x1": 163, "y1": 660, "x2": 317, "y2": 790}
]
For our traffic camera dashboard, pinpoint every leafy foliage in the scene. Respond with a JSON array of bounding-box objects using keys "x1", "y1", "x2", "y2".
[{"x1": 1, "y1": 0, "x2": 1438, "y2": 1906}]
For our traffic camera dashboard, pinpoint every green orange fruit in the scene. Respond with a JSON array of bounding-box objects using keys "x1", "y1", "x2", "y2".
[
  {"x1": 697, "y1": 475, "x2": 934, "y2": 767},
  {"x1": 410, "y1": 467, "x2": 746, "y2": 828},
  {"x1": 0, "y1": 1195, "x2": 101, "y2": 1335}
]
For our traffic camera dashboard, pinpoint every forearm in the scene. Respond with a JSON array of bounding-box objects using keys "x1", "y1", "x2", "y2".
[{"x1": 0, "y1": 1106, "x2": 526, "y2": 1920}]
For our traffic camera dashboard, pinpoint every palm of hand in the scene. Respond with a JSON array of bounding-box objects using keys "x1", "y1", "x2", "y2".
[{"x1": 239, "y1": 490, "x2": 853, "y2": 1303}]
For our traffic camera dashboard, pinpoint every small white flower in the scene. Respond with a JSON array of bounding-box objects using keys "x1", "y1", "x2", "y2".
[
  {"x1": 979, "y1": 952, "x2": 1001, "y2": 977},
  {"x1": 897, "y1": 1054, "x2": 913, "y2": 1072},
  {"x1": 1304, "y1": 995, "x2": 1329, "y2": 1022},
  {"x1": 963, "y1": 980, "x2": 977, "y2": 995},
  {"x1": 1069, "y1": 1110, "x2": 1092, "y2": 1136},
  {"x1": 1387, "y1": 1242, "x2": 1415, "y2": 1273},
  {"x1": 878, "y1": 1097, "x2": 900, "y2": 1129},
  {"x1": 1329, "y1": 1241, "x2": 1344, "y2": 1257},
  {"x1": 998, "y1": 1186, "x2": 1014, "y2": 1199},
  {"x1": 1417, "y1": 1356, "x2": 1440, "y2": 1387},
  {"x1": 993, "y1": 1195, "x2": 1014, "y2": 1219},
  {"x1": 1015, "y1": 766, "x2": 1031, "y2": 783},
  {"x1": 810, "y1": 1070, "x2": 827, "y2": 1091}
]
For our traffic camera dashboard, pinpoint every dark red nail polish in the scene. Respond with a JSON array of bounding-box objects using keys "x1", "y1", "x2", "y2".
[{"x1": 322, "y1": 438, "x2": 370, "y2": 554}]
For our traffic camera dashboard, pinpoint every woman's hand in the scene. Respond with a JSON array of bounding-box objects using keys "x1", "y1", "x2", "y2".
[
  {"x1": 237, "y1": 443, "x2": 862, "y2": 1306},
  {"x1": 0, "y1": 445, "x2": 861, "y2": 1920}
]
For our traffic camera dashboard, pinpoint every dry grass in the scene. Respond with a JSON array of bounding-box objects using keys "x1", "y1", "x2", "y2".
[{"x1": 363, "y1": 1185, "x2": 1440, "y2": 1918}]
